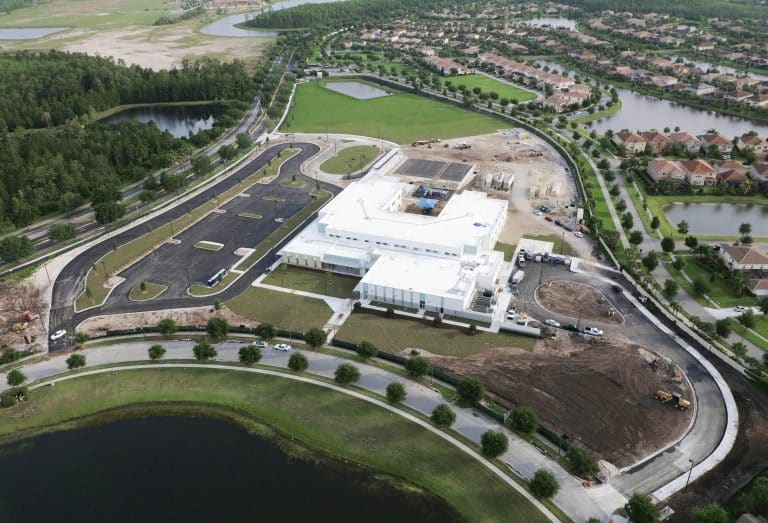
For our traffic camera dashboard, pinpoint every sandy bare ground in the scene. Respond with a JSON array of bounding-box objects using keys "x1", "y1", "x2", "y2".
[
  {"x1": 402, "y1": 132, "x2": 585, "y2": 251},
  {"x1": 0, "y1": 275, "x2": 47, "y2": 353},
  {"x1": 77, "y1": 305, "x2": 259, "y2": 335},
  {"x1": 432, "y1": 333, "x2": 693, "y2": 468},
  {"x1": 536, "y1": 279, "x2": 623, "y2": 325},
  {"x1": 63, "y1": 22, "x2": 269, "y2": 70}
]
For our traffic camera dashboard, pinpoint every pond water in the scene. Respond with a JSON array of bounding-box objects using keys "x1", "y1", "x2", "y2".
[
  {"x1": 521, "y1": 17, "x2": 577, "y2": 29},
  {"x1": 668, "y1": 55, "x2": 768, "y2": 82},
  {"x1": 102, "y1": 105, "x2": 218, "y2": 138},
  {"x1": 0, "y1": 27, "x2": 68, "y2": 39},
  {"x1": 202, "y1": 0, "x2": 346, "y2": 37},
  {"x1": 663, "y1": 202, "x2": 768, "y2": 236},
  {"x1": 0, "y1": 416, "x2": 459, "y2": 523},
  {"x1": 326, "y1": 81, "x2": 389, "y2": 99}
]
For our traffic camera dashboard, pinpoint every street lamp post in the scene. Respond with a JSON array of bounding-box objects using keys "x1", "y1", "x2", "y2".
[
  {"x1": 684, "y1": 459, "x2": 695, "y2": 491},
  {"x1": 185, "y1": 268, "x2": 191, "y2": 288},
  {"x1": 232, "y1": 228, "x2": 237, "y2": 250},
  {"x1": 100, "y1": 261, "x2": 107, "y2": 282}
]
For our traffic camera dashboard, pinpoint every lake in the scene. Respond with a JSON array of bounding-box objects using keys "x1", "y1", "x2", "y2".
[
  {"x1": 103, "y1": 105, "x2": 218, "y2": 138},
  {"x1": 532, "y1": 60, "x2": 768, "y2": 136},
  {"x1": 668, "y1": 55, "x2": 768, "y2": 83},
  {"x1": 326, "y1": 81, "x2": 389, "y2": 99},
  {"x1": 521, "y1": 17, "x2": 577, "y2": 29},
  {"x1": 0, "y1": 416, "x2": 459, "y2": 523},
  {"x1": 202, "y1": 0, "x2": 347, "y2": 37},
  {"x1": 0, "y1": 27, "x2": 68, "y2": 39},
  {"x1": 663, "y1": 202, "x2": 768, "y2": 236}
]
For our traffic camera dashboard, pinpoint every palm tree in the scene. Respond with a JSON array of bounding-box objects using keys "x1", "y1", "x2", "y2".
[
  {"x1": 739, "y1": 222, "x2": 752, "y2": 238},
  {"x1": 669, "y1": 300, "x2": 683, "y2": 317},
  {"x1": 730, "y1": 270, "x2": 751, "y2": 298},
  {"x1": 677, "y1": 220, "x2": 689, "y2": 235}
]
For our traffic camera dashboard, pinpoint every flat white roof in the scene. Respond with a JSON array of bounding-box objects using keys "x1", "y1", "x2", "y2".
[
  {"x1": 318, "y1": 178, "x2": 506, "y2": 250},
  {"x1": 359, "y1": 251, "x2": 476, "y2": 300}
]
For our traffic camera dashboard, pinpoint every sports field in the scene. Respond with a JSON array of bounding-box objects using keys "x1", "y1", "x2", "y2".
[
  {"x1": 446, "y1": 74, "x2": 537, "y2": 102},
  {"x1": 283, "y1": 80, "x2": 507, "y2": 144}
]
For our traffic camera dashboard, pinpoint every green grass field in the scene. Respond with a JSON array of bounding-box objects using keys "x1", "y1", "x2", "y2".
[
  {"x1": 445, "y1": 74, "x2": 536, "y2": 102},
  {"x1": 127, "y1": 281, "x2": 167, "y2": 301},
  {"x1": 525, "y1": 234, "x2": 575, "y2": 256},
  {"x1": 0, "y1": 368, "x2": 547, "y2": 523},
  {"x1": 0, "y1": 0, "x2": 167, "y2": 29},
  {"x1": 336, "y1": 312, "x2": 536, "y2": 356},
  {"x1": 283, "y1": 80, "x2": 507, "y2": 144},
  {"x1": 226, "y1": 287, "x2": 333, "y2": 332},
  {"x1": 666, "y1": 256, "x2": 757, "y2": 308},
  {"x1": 320, "y1": 145, "x2": 380, "y2": 174},
  {"x1": 494, "y1": 242, "x2": 517, "y2": 262},
  {"x1": 263, "y1": 264, "x2": 359, "y2": 299}
]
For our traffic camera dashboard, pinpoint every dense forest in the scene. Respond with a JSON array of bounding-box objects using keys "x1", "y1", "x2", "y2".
[
  {"x1": 0, "y1": 51, "x2": 259, "y2": 228},
  {"x1": 562, "y1": 0, "x2": 768, "y2": 19},
  {"x1": 244, "y1": 0, "x2": 456, "y2": 29},
  {"x1": 0, "y1": 51, "x2": 257, "y2": 132},
  {"x1": 0, "y1": 0, "x2": 44, "y2": 14}
]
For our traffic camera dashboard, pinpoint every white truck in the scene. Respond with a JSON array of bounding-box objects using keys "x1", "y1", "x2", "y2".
[{"x1": 511, "y1": 270, "x2": 525, "y2": 284}]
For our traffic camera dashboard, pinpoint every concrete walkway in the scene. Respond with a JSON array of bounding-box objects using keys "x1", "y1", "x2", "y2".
[{"x1": 1, "y1": 340, "x2": 623, "y2": 522}]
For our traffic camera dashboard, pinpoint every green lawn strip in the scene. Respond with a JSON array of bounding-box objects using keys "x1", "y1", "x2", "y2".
[
  {"x1": 445, "y1": 74, "x2": 537, "y2": 102},
  {"x1": 284, "y1": 79, "x2": 507, "y2": 144},
  {"x1": 188, "y1": 271, "x2": 240, "y2": 297},
  {"x1": 237, "y1": 211, "x2": 262, "y2": 219},
  {"x1": 369, "y1": 301, "x2": 419, "y2": 314},
  {"x1": 336, "y1": 311, "x2": 536, "y2": 357},
  {"x1": 667, "y1": 256, "x2": 757, "y2": 308},
  {"x1": 0, "y1": 368, "x2": 548, "y2": 523},
  {"x1": 74, "y1": 149, "x2": 300, "y2": 311},
  {"x1": 573, "y1": 98, "x2": 622, "y2": 124},
  {"x1": 226, "y1": 287, "x2": 333, "y2": 332},
  {"x1": 319, "y1": 145, "x2": 380, "y2": 175},
  {"x1": 664, "y1": 262, "x2": 711, "y2": 308},
  {"x1": 625, "y1": 182, "x2": 658, "y2": 236},
  {"x1": 127, "y1": 281, "x2": 167, "y2": 301},
  {"x1": 262, "y1": 264, "x2": 359, "y2": 299},
  {"x1": 732, "y1": 323, "x2": 768, "y2": 352},
  {"x1": 262, "y1": 195, "x2": 286, "y2": 201},
  {"x1": 577, "y1": 153, "x2": 625, "y2": 262},
  {"x1": 525, "y1": 234, "x2": 575, "y2": 256},
  {"x1": 193, "y1": 240, "x2": 223, "y2": 251},
  {"x1": 239, "y1": 189, "x2": 332, "y2": 269},
  {"x1": 494, "y1": 242, "x2": 517, "y2": 262}
]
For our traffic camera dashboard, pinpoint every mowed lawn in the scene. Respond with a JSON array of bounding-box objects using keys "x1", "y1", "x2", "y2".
[
  {"x1": 446, "y1": 74, "x2": 536, "y2": 102},
  {"x1": 337, "y1": 312, "x2": 536, "y2": 356},
  {"x1": 320, "y1": 145, "x2": 380, "y2": 174},
  {"x1": 284, "y1": 80, "x2": 507, "y2": 144},
  {"x1": 262, "y1": 264, "x2": 359, "y2": 298},
  {"x1": 226, "y1": 286, "x2": 333, "y2": 331},
  {"x1": 0, "y1": 369, "x2": 548, "y2": 523}
]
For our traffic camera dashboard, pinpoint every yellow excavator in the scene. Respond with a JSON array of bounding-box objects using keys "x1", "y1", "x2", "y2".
[{"x1": 655, "y1": 390, "x2": 691, "y2": 410}]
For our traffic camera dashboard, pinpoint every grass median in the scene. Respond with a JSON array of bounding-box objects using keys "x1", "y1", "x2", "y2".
[
  {"x1": 319, "y1": 145, "x2": 380, "y2": 175},
  {"x1": 262, "y1": 264, "x2": 359, "y2": 298},
  {"x1": 74, "y1": 149, "x2": 300, "y2": 311},
  {"x1": 0, "y1": 368, "x2": 549, "y2": 523},
  {"x1": 127, "y1": 281, "x2": 167, "y2": 301},
  {"x1": 336, "y1": 311, "x2": 536, "y2": 356}
]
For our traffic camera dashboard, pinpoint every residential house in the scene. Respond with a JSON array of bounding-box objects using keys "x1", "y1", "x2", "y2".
[
  {"x1": 737, "y1": 134, "x2": 768, "y2": 157},
  {"x1": 668, "y1": 132, "x2": 701, "y2": 153},
  {"x1": 750, "y1": 162, "x2": 768, "y2": 183},
  {"x1": 698, "y1": 133, "x2": 734, "y2": 154},
  {"x1": 640, "y1": 131, "x2": 672, "y2": 155},
  {"x1": 680, "y1": 159, "x2": 717, "y2": 185},
  {"x1": 715, "y1": 160, "x2": 749, "y2": 186},
  {"x1": 720, "y1": 244, "x2": 768, "y2": 270},
  {"x1": 647, "y1": 159, "x2": 686, "y2": 182},
  {"x1": 613, "y1": 131, "x2": 647, "y2": 154}
]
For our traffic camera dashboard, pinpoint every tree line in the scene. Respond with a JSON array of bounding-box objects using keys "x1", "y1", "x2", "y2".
[
  {"x1": 0, "y1": 0, "x2": 46, "y2": 14},
  {"x1": 0, "y1": 51, "x2": 257, "y2": 132},
  {"x1": 564, "y1": 0, "x2": 768, "y2": 20}
]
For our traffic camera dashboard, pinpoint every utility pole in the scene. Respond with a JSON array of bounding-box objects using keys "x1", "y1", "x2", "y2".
[
  {"x1": 185, "y1": 268, "x2": 191, "y2": 288},
  {"x1": 576, "y1": 308, "x2": 582, "y2": 330},
  {"x1": 169, "y1": 217, "x2": 174, "y2": 236},
  {"x1": 232, "y1": 228, "x2": 237, "y2": 250},
  {"x1": 43, "y1": 263, "x2": 51, "y2": 284},
  {"x1": 100, "y1": 261, "x2": 108, "y2": 282},
  {"x1": 684, "y1": 459, "x2": 694, "y2": 491},
  {"x1": 560, "y1": 231, "x2": 565, "y2": 254}
]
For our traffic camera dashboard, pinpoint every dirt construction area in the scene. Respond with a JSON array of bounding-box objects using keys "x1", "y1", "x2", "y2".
[
  {"x1": 432, "y1": 333, "x2": 693, "y2": 468},
  {"x1": 0, "y1": 274, "x2": 48, "y2": 355},
  {"x1": 536, "y1": 280, "x2": 623, "y2": 325}
]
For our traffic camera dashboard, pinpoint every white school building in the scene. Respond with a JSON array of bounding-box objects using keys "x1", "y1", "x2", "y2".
[{"x1": 278, "y1": 175, "x2": 509, "y2": 315}]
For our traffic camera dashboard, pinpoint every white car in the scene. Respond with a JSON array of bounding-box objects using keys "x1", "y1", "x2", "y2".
[
  {"x1": 544, "y1": 319, "x2": 561, "y2": 328},
  {"x1": 574, "y1": 231, "x2": 584, "y2": 238},
  {"x1": 273, "y1": 343, "x2": 292, "y2": 351},
  {"x1": 534, "y1": 210, "x2": 543, "y2": 216},
  {"x1": 254, "y1": 341, "x2": 269, "y2": 348},
  {"x1": 583, "y1": 326, "x2": 603, "y2": 336},
  {"x1": 50, "y1": 329, "x2": 67, "y2": 341},
  {"x1": 734, "y1": 306, "x2": 748, "y2": 312}
]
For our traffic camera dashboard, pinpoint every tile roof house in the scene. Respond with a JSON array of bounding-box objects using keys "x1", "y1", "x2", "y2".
[
  {"x1": 680, "y1": 159, "x2": 717, "y2": 185},
  {"x1": 720, "y1": 244, "x2": 768, "y2": 270},
  {"x1": 737, "y1": 134, "x2": 768, "y2": 157},
  {"x1": 640, "y1": 131, "x2": 672, "y2": 155},
  {"x1": 647, "y1": 159, "x2": 686, "y2": 182},
  {"x1": 698, "y1": 133, "x2": 734, "y2": 154},
  {"x1": 613, "y1": 131, "x2": 647, "y2": 154},
  {"x1": 750, "y1": 279, "x2": 768, "y2": 296},
  {"x1": 668, "y1": 132, "x2": 702, "y2": 153},
  {"x1": 750, "y1": 162, "x2": 768, "y2": 183}
]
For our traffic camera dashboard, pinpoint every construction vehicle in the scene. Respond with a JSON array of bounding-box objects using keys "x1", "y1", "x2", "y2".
[
  {"x1": 12, "y1": 322, "x2": 29, "y2": 332},
  {"x1": 655, "y1": 390, "x2": 691, "y2": 410},
  {"x1": 539, "y1": 204, "x2": 551, "y2": 213},
  {"x1": 579, "y1": 224, "x2": 591, "y2": 234},
  {"x1": 22, "y1": 311, "x2": 39, "y2": 322}
]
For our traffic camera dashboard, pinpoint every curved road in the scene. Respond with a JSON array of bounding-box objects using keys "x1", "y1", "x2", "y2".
[{"x1": 50, "y1": 142, "x2": 342, "y2": 349}]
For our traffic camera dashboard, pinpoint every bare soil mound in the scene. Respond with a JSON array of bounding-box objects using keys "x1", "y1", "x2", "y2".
[
  {"x1": 536, "y1": 279, "x2": 623, "y2": 325},
  {"x1": 433, "y1": 334, "x2": 692, "y2": 467}
]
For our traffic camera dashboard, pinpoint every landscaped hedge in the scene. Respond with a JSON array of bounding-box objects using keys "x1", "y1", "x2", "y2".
[{"x1": 0, "y1": 386, "x2": 29, "y2": 408}]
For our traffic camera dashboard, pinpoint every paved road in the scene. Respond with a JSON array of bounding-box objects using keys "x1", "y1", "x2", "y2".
[
  {"x1": 514, "y1": 262, "x2": 727, "y2": 498},
  {"x1": 0, "y1": 340, "x2": 622, "y2": 522},
  {"x1": 49, "y1": 142, "x2": 342, "y2": 350}
]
